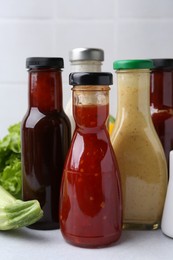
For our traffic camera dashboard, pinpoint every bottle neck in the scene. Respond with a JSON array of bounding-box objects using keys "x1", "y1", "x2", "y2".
[
  {"x1": 116, "y1": 70, "x2": 151, "y2": 121},
  {"x1": 28, "y1": 69, "x2": 63, "y2": 112},
  {"x1": 72, "y1": 85, "x2": 110, "y2": 129},
  {"x1": 70, "y1": 61, "x2": 102, "y2": 72},
  {"x1": 150, "y1": 70, "x2": 173, "y2": 110}
]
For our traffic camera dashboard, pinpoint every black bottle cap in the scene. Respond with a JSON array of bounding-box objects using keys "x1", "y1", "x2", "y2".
[
  {"x1": 152, "y1": 59, "x2": 173, "y2": 70},
  {"x1": 26, "y1": 57, "x2": 64, "y2": 69},
  {"x1": 69, "y1": 72, "x2": 113, "y2": 85}
]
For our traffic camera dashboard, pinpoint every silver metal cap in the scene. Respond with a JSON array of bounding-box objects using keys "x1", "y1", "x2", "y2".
[{"x1": 69, "y1": 48, "x2": 104, "y2": 62}]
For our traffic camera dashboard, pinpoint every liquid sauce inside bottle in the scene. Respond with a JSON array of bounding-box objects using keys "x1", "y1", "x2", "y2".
[
  {"x1": 22, "y1": 59, "x2": 71, "y2": 230},
  {"x1": 111, "y1": 60, "x2": 167, "y2": 230},
  {"x1": 65, "y1": 47, "x2": 104, "y2": 136},
  {"x1": 151, "y1": 65, "x2": 173, "y2": 171},
  {"x1": 60, "y1": 74, "x2": 122, "y2": 248}
]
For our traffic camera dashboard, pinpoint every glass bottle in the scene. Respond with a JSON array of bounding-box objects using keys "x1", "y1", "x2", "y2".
[
  {"x1": 69, "y1": 47, "x2": 104, "y2": 72},
  {"x1": 111, "y1": 60, "x2": 168, "y2": 230},
  {"x1": 161, "y1": 150, "x2": 173, "y2": 238},
  {"x1": 60, "y1": 72, "x2": 122, "y2": 248},
  {"x1": 150, "y1": 59, "x2": 173, "y2": 176},
  {"x1": 21, "y1": 57, "x2": 71, "y2": 230},
  {"x1": 65, "y1": 48, "x2": 104, "y2": 135}
]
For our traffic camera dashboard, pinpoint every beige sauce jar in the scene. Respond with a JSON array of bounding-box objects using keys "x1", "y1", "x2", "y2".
[{"x1": 111, "y1": 60, "x2": 168, "y2": 230}]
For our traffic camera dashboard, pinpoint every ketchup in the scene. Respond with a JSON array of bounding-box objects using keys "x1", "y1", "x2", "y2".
[
  {"x1": 21, "y1": 57, "x2": 71, "y2": 230},
  {"x1": 60, "y1": 73, "x2": 122, "y2": 248},
  {"x1": 150, "y1": 59, "x2": 173, "y2": 175}
]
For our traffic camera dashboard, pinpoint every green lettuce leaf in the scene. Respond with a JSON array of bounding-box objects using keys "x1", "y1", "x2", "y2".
[{"x1": 0, "y1": 123, "x2": 21, "y2": 199}]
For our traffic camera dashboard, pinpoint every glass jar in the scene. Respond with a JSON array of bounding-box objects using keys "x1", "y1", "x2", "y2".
[
  {"x1": 150, "y1": 59, "x2": 173, "y2": 176},
  {"x1": 60, "y1": 72, "x2": 122, "y2": 248},
  {"x1": 111, "y1": 60, "x2": 168, "y2": 230},
  {"x1": 65, "y1": 48, "x2": 104, "y2": 136},
  {"x1": 21, "y1": 57, "x2": 71, "y2": 230}
]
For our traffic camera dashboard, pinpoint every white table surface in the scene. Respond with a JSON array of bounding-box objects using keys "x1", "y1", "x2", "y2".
[{"x1": 0, "y1": 228, "x2": 172, "y2": 260}]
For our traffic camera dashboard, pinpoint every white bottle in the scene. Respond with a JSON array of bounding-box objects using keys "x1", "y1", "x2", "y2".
[
  {"x1": 65, "y1": 48, "x2": 104, "y2": 136},
  {"x1": 161, "y1": 151, "x2": 173, "y2": 237}
]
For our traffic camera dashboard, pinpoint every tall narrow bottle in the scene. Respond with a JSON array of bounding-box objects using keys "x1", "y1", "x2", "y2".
[
  {"x1": 150, "y1": 59, "x2": 173, "y2": 176},
  {"x1": 111, "y1": 60, "x2": 168, "y2": 230},
  {"x1": 21, "y1": 57, "x2": 71, "y2": 230},
  {"x1": 60, "y1": 72, "x2": 122, "y2": 247}
]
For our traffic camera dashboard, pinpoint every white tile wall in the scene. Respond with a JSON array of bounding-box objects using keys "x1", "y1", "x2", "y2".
[
  {"x1": 0, "y1": 0, "x2": 173, "y2": 138},
  {"x1": 53, "y1": 20, "x2": 115, "y2": 80},
  {"x1": 117, "y1": 0, "x2": 173, "y2": 18},
  {"x1": 0, "y1": 20, "x2": 54, "y2": 83},
  {"x1": 54, "y1": 0, "x2": 115, "y2": 20},
  {"x1": 0, "y1": 0, "x2": 53, "y2": 18},
  {"x1": 115, "y1": 20, "x2": 173, "y2": 59},
  {"x1": 0, "y1": 83, "x2": 27, "y2": 137}
]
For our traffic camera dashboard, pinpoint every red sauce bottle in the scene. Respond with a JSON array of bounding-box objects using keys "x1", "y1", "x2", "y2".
[
  {"x1": 21, "y1": 57, "x2": 71, "y2": 230},
  {"x1": 150, "y1": 59, "x2": 173, "y2": 175},
  {"x1": 60, "y1": 72, "x2": 122, "y2": 248}
]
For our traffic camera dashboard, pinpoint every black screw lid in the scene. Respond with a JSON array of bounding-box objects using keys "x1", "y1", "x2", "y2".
[
  {"x1": 152, "y1": 59, "x2": 173, "y2": 70},
  {"x1": 69, "y1": 72, "x2": 113, "y2": 85},
  {"x1": 26, "y1": 57, "x2": 64, "y2": 69}
]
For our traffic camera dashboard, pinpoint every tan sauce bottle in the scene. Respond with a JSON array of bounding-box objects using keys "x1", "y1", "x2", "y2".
[{"x1": 111, "y1": 60, "x2": 168, "y2": 230}]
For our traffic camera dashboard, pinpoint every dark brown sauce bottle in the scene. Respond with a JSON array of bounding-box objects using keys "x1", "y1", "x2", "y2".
[
  {"x1": 150, "y1": 59, "x2": 173, "y2": 176},
  {"x1": 21, "y1": 57, "x2": 71, "y2": 230}
]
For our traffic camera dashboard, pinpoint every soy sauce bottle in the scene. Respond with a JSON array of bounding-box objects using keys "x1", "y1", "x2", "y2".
[
  {"x1": 150, "y1": 59, "x2": 173, "y2": 176},
  {"x1": 21, "y1": 57, "x2": 71, "y2": 230}
]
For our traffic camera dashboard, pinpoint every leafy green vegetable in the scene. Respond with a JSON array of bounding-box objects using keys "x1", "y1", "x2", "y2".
[
  {"x1": 0, "y1": 123, "x2": 21, "y2": 199},
  {"x1": 0, "y1": 185, "x2": 43, "y2": 230}
]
